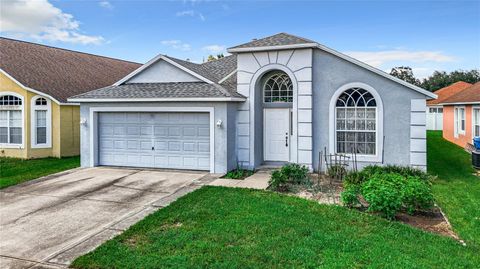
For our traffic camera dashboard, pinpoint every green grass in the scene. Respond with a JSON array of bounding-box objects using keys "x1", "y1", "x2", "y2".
[
  {"x1": 72, "y1": 186, "x2": 479, "y2": 269},
  {"x1": 427, "y1": 131, "x2": 480, "y2": 246},
  {"x1": 0, "y1": 156, "x2": 80, "y2": 189}
]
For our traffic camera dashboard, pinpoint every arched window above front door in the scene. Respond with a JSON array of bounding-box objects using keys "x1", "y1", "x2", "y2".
[{"x1": 263, "y1": 72, "x2": 293, "y2": 103}]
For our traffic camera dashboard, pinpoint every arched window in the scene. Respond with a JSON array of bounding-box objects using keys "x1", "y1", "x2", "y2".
[
  {"x1": 0, "y1": 94, "x2": 23, "y2": 145},
  {"x1": 31, "y1": 96, "x2": 51, "y2": 147},
  {"x1": 336, "y1": 88, "x2": 377, "y2": 155},
  {"x1": 263, "y1": 72, "x2": 293, "y2": 103}
]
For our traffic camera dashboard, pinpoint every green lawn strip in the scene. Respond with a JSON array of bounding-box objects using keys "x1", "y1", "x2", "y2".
[
  {"x1": 427, "y1": 131, "x2": 480, "y2": 246},
  {"x1": 72, "y1": 187, "x2": 479, "y2": 269},
  {"x1": 0, "y1": 156, "x2": 80, "y2": 189}
]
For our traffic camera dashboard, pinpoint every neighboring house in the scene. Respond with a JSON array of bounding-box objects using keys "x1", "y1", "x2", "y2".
[
  {"x1": 69, "y1": 33, "x2": 436, "y2": 173},
  {"x1": 0, "y1": 38, "x2": 141, "y2": 159},
  {"x1": 440, "y1": 82, "x2": 480, "y2": 148},
  {"x1": 426, "y1": 81, "x2": 472, "y2": 130}
]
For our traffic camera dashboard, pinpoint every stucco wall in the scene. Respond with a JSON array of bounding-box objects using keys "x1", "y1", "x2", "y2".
[
  {"x1": 443, "y1": 105, "x2": 474, "y2": 148},
  {"x1": 0, "y1": 72, "x2": 80, "y2": 159},
  {"x1": 127, "y1": 59, "x2": 201, "y2": 83},
  {"x1": 312, "y1": 49, "x2": 427, "y2": 170},
  {"x1": 79, "y1": 101, "x2": 234, "y2": 173}
]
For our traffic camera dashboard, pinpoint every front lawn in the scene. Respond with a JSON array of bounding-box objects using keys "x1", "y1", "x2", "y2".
[
  {"x1": 427, "y1": 131, "x2": 480, "y2": 246},
  {"x1": 73, "y1": 186, "x2": 479, "y2": 268},
  {"x1": 0, "y1": 156, "x2": 80, "y2": 189}
]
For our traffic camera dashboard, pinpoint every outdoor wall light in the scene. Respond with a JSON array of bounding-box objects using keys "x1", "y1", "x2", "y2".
[
  {"x1": 216, "y1": 119, "x2": 223, "y2": 127},
  {"x1": 80, "y1": 117, "x2": 87, "y2": 126}
]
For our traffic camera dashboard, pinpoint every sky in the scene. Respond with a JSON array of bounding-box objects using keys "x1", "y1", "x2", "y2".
[{"x1": 1, "y1": 0, "x2": 479, "y2": 79}]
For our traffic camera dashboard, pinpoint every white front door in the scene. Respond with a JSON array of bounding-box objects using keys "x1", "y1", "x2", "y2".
[{"x1": 264, "y1": 108, "x2": 290, "y2": 161}]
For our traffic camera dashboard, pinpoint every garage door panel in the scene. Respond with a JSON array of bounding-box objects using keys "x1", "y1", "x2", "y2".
[{"x1": 99, "y1": 112, "x2": 210, "y2": 171}]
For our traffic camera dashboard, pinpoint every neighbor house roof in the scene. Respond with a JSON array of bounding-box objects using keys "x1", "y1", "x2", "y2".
[
  {"x1": 427, "y1": 81, "x2": 473, "y2": 105},
  {"x1": 440, "y1": 82, "x2": 480, "y2": 105},
  {"x1": 70, "y1": 82, "x2": 245, "y2": 102},
  {"x1": 0, "y1": 37, "x2": 141, "y2": 103},
  {"x1": 228, "y1": 33, "x2": 318, "y2": 52}
]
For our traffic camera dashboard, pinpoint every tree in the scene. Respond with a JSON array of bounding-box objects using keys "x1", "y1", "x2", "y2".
[
  {"x1": 389, "y1": 66, "x2": 421, "y2": 86},
  {"x1": 420, "y1": 69, "x2": 480, "y2": 92},
  {"x1": 206, "y1": 54, "x2": 225, "y2": 62}
]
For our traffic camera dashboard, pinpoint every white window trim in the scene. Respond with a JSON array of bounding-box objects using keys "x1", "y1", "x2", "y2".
[
  {"x1": 31, "y1": 95, "x2": 52, "y2": 148},
  {"x1": 329, "y1": 82, "x2": 384, "y2": 163},
  {"x1": 472, "y1": 106, "x2": 480, "y2": 138},
  {"x1": 454, "y1": 106, "x2": 466, "y2": 137},
  {"x1": 0, "y1": 91, "x2": 25, "y2": 149},
  {"x1": 88, "y1": 106, "x2": 215, "y2": 173}
]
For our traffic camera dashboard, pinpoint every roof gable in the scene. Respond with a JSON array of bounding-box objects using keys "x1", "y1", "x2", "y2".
[
  {"x1": 126, "y1": 59, "x2": 201, "y2": 83},
  {"x1": 0, "y1": 37, "x2": 141, "y2": 103},
  {"x1": 427, "y1": 81, "x2": 472, "y2": 105}
]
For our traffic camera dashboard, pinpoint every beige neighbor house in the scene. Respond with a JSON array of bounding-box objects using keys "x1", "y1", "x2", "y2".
[{"x1": 0, "y1": 38, "x2": 141, "y2": 159}]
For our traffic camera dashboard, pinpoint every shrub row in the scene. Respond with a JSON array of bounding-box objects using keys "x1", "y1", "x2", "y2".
[
  {"x1": 341, "y1": 165, "x2": 435, "y2": 219},
  {"x1": 268, "y1": 163, "x2": 309, "y2": 192}
]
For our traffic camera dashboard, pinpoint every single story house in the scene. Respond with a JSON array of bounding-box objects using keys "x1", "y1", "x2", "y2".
[
  {"x1": 440, "y1": 82, "x2": 480, "y2": 148},
  {"x1": 426, "y1": 81, "x2": 472, "y2": 130},
  {"x1": 0, "y1": 38, "x2": 141, "y2": 159},
  {"x1": 69, "y1": 33, "x2": 436, "y2": 173}
]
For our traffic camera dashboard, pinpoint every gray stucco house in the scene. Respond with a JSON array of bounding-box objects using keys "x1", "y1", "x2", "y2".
[{"x1": 70, "y1": 33, "x2": 436, "y2": 173}]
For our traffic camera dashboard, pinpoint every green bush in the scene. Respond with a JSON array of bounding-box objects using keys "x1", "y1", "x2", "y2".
[
  {"x1": 268, "y1": 163, "x2": 310, "y2": 191},
  {"x1": 343, "y1": 171, "x2": 366, "y2": 185},
  {"x1": 269, "y1": 170, "x2": 289, "y2": 192},
  {"x1": 281, "y1": 163, "x2": 309, "y2": 184},
  {"x1": 224, "y1": 169, "x2": 253, "y2": 179},
  {"x1": 341, "y1": 165, "x2": 435, "y2": 219},
  {"x1": 402, "y1": 177, "x2": 434, "y2": 214},
  {"x1": 361, "y1": 173, "x2": 405, "y2": 219},
  {"x1": 341, "y1": 185, "x2": 360, "y2": 207}
]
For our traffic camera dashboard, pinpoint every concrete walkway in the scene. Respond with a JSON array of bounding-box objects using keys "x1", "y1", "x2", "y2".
[
  {"x1": 208, "y1": 171, "x2": 270, "y2": 189},
  {"x1": 0, "y1": 167, "x2": 217, "y2": 269}
]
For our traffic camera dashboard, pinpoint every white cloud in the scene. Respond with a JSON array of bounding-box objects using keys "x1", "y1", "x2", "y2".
[
  {"x1": 99, "y1": 1, "x2": 113, "y2": 9},
  {"x1": 0, "y1": 0, "x2": 104, "y2": 44},
  {"x1": 160, "y1": 40, "x2": 191, "y2": 51},
  {"x1": 344, "y1": 50, "x2": 455, "y2": 68},
  {"x1": 203, "y1": 45, "x2": 225, "y2": 54},
  {"x1": 176, "y1": 10, "x2": 205, "y2": 21}
]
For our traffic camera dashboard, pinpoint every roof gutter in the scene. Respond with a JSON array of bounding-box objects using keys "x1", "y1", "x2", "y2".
[
  {"x1": 439, "y1": 101, "x2": 480, "y2": 105},
  {"x1": 68, "y1": 97, "x2": 247, "y2": 103}
]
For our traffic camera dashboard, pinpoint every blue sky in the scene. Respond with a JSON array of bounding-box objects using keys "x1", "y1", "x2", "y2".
[{"x1": 1, "y1": 0, "x2": 479, "y2": 78}]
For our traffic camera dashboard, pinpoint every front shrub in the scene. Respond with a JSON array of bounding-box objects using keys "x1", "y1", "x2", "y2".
[
  {"x1": 341, "y1": 184, "x2": 360, "y2": 207},
  {"x1": 327, "y1": 165, "x2": 347, "y2": 179},
  {"x1": 402, "y1": 177, "x2": 434, "y2": 214},
  {"x1": 361, "y1": 173, "x2": 405, "y2": 219},
  {"x1": 224, "y1": 169, "x2": 254, "y2": 179},
  {"x1": 269, "y1": 170, "x2": 289, "y2": 192},
  {"x1": 341, "y1": 165, "x2": 435, "y2": 219},
  {"x1": 268, "y1": 163, "x2": 310, "y2": 191},
  {"x1": 281, "y1": 163, "x2": 309, "y2": 184}
]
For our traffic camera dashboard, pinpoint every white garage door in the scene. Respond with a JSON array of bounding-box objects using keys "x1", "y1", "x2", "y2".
[{"x1": 98, "y1": 112, "x2": 210, "y2": 170}]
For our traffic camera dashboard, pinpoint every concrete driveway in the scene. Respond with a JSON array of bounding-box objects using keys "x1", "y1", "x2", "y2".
[{"x1": 0, "y1": 167, "x2": 213, "y2": 269}]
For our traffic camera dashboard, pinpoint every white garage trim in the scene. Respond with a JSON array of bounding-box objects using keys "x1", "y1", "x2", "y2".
[{"x1": 89, "y1": 106, "x2": 215, "y2": 172}]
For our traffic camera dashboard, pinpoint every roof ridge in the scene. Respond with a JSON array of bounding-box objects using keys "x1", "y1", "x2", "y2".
[{"x1": 0, "y1": 37, "x2": 141, "y2": 65}]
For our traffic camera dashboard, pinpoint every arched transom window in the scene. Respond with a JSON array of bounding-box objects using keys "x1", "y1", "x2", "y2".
[
  {"x1": 263, "y1": 72, "x2": 293, "y2": 103},
  {"x1": 0, "y1": 94, "x2": 23, "y2": 145},
  {"x1": 336, "y1": 88, "x2": 377, "y2": 155}
]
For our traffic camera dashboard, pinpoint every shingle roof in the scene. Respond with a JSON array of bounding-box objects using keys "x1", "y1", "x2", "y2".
[
  {"x1": 441, "y1": 82, "x2": 480, "y2": 104},
  {"x1": 0, "y1": 37, "x2": 141, "y2": 102},
  {"x1": 70, "y1": 82, "x2": 245, "y2": 100},
  {"x1": 228, "y1": 32, "x2": 317, "y2": 51},
  {"x1": 427, "y1": 81, "x2": 473, "y2": 105}
]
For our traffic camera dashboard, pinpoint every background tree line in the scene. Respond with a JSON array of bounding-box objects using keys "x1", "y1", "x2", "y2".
[{"x1": 389, "y1": 66, "x2": 480, "y2": 92}]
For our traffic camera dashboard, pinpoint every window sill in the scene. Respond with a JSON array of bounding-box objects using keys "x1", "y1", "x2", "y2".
[
  {"x1": 0, "y1": 144, "x2": 24, "y2": 149},
  {"x1": 31, "y1": 144, "x2": 52, "y2": 149}
]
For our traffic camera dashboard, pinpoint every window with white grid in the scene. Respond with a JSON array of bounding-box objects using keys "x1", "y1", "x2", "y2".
[
  {"x1": 263, "y1": 72, "x2": 293, "y2": 103},
  {"x1": 335, "y1": 88, "x2": 377, "y2": 155},
  {"x1": 0, "y1": 95, "x2": 23, "y2": 145}
]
